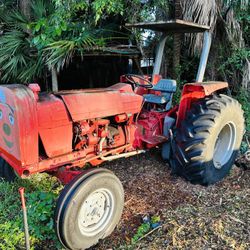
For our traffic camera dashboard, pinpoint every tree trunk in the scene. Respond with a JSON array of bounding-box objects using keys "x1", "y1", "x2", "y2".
[
  {"x1": 173, "y1": 0, "x2": 182, "y2": 79},
  {"x1": 51, "y1": 67, "x2": 59, "y2": 92},
  {"x1": 19, "y1": 0, "x2": 31, "y2": 18}
]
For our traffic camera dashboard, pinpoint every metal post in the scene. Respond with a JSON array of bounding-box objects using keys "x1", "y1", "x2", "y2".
[
  {"x1": 51, "y1": 66, "x2": 58, "y2": 92},
  {"x1": 196, "y1": 31, "x2": 212, "y2": 82},
  {"x1": 153, "y1": 34, "x2": 167, "y2": 78},
  {"x1": 19, "y1": 187, "x2": 30, "y2": 250}
]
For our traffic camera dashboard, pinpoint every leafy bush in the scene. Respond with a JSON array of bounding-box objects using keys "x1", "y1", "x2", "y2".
[
  {"x1": 219, "y1": 48, "x2": 250, "y2": 77},
  {"x1": 235, "y1": 88, "x2": 250, "y2": 132},
  {"x1": 131, "y1": 222, "x2": 151, "y2": 244},
  {"x1": 0, "y1": 174, "x2": 63, "y2": 249},
  {"x1": 131, "y1": 215, "x2": 161, "y2": 244}
]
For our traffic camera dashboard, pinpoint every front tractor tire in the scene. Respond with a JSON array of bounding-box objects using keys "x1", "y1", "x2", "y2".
[
  {"x1": 0, "y1": 157, "x2": 17, "y2": 182},
  {"x1": 173, "y1": 94, "x2": 245, "y2": 186},
  {"x1": 54, "y1": 168, "x2": 124, "y2": 250}
]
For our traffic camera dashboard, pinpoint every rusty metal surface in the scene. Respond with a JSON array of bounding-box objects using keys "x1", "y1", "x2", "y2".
[
  {"x1": 187, "y1": 81, "x2": 229, "y2": 95},
  {"x1": 37, "y1": 93, "x2": 72, "y2": 158},
  {"x1": 176, "y1": 81, "x2": 229, "y2": 128},
  {"x1": 126, "y1": 19, "x2": 210, "y2": 33},
  {"x1": 58, "y1": 83, "x2": 143, "y2": 121}
]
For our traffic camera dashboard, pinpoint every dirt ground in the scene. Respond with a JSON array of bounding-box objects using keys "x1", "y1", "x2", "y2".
[{"x1": 91, "y1": 149, "x2": 250, "y2": 250}]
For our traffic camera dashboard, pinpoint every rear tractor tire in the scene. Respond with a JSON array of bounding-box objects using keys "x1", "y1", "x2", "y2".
[
  {"x1": 173, "y1": 94, "x2": 245, "y2": 185},
  {"x1": 0, "y1": 157, "x2": 17, "y2": 182},
  {"x1": 54, "y1": 168, "x2": 124, "y2": 250}
]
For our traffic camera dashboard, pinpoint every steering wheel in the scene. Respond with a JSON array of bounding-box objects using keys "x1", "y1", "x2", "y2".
[{"x1": 124, "y1": 74, "x2": 153, "y2": 89}]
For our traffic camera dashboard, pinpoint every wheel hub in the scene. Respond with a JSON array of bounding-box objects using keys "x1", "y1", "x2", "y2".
[
  {"x1": 78, "y1": 188, "x2": 114, "y2": 236},
  {"x1": 213, "y1": 122, "x2": 236, "y2": 169},
  {"x1": 81, "y1": 192, "x2": 106, "y2": 227}
]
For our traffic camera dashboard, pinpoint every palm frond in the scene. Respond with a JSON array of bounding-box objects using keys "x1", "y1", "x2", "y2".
[
  {"x1": 1, "y1": 10, "x2": 29, "y2": 29},
  {"x1": 225, "y1": 7, "x2": 245, "y2": 47},
  {"x1": 242, "y1": 59, "x2": 250, "y2": 90},
  {"x1": 0, "y1": 19, "x2": 41, "y2": 82},
  {"x1": 0, "y1": 1, "x2": 53, "y2": 83},
  {"x1": 0, "y1": 28, "x2": 43, "y2": 82},
  {"x1": 43, "y1": 29, "x2": 102, "y2": 71},
  {"x1": 44, "y1": 40, "x2": 76, "y2": 71},
  {"x1": 31, "y1": 0, "x2": 53, "y2": 20},
  {"x1": 181, "y1": 0, "x2": 217, "y2": 27},
  {"x1": 181, "y1": 0, "x2": 217, "y2": 54},
  {"x1": 181, "y1": 0, "x2": 249, "y2": 53}
]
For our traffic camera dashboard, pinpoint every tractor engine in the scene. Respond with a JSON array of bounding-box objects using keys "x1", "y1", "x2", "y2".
[
  {"x1": 72, "y1": 118, "x2": 125, "y2": 152},
  {"x1": 73, "y1": 120, "x2": 109, "y2": 150}
]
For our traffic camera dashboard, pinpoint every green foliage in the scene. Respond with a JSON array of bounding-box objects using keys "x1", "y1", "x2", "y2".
[
  {"x1": 151, "y1": 215, "x2": 161, "y2": 224},
  {"x1": 35, "y1": 0, "x2": 160, "y2": 72},
  {"x1": 26, "y1": 191, "x2": 56, "y2": 241},
  {"x1": 233, "y1": 0, "x2": 250, "y2": 45},
  {"x1": 0, "y1": 0, "x2": 248, "y2": 89},
  {"x1": 219, "y1": 47, "x2": 250, "y2": 76},
  {"x1": 235, "y1": 88, "x2": 250, "y2": 132},
  {"x1": 0, "y1": 174, "x2": 63, "y2": 249},
  {"x1": 131, "y1": 222, "x2": 151, "y2": 244},
  {"x1": 0, "y1": 0, "x2": 135, "y2": 82},
  {"x1": 0, "y1": 181, "x2": 26, "y2": 250},
  {"x1": 131, "y1": 215, "x2": 161, "y2": 244},
  {"x1": 0, "y1": 0, "x2": 171, "y2": 84},
  {"x1": 0, "y1": 1, "x2": 52, "y2": 83},
  {"x1": 92, "y1": 0, "x2": 124, "y2": 23}
]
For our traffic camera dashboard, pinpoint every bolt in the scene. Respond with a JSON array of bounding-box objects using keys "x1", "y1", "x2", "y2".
[{"x1": 245, "y1": 150, "x2": 250, "y2": 161}]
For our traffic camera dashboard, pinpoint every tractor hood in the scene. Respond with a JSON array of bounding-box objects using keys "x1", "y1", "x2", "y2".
[{"x1": 55, "y1": 83, "x2": 143, "y2": 121}]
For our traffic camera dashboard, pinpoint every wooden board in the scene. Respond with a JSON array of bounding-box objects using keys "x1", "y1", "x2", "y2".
[{"x1": 126, "y1": 19, "x2": 210, "y2": 33}]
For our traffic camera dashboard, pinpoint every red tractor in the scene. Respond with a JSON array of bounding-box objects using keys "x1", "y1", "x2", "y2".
[{"x1": 0, "y1": 20, "x2": 245, "y2": 249}]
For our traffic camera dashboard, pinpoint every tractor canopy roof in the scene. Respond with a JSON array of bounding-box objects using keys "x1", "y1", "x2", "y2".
[{"x1": 126, "y1": 19, "x2": 210, "y2": 33}]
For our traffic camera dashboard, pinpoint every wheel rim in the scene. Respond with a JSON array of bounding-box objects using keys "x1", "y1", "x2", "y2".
[
  {"x1": 213, "y1": 122, "x2": 236, "y2": 169},
  {"x1": 77, "y1": 188, "x2": 114, "y2": 237}
]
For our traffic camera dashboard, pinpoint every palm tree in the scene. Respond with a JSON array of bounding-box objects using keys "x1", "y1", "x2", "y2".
[
  {"x1": 0, "y1": 1, "x2": 51, "y2": 84},
  {"x1": 173, "y1": 0, "x2": 182, "y2": 79},
  {"x1": 20, "y1": 0, "x2": 30, "y2": 18},
  {"x1": 181, "y1": 0, "x2": 249, "y2": 89}
]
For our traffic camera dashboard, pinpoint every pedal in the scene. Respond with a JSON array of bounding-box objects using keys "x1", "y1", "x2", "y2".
[{"x1": 142, "y1": 135, "x2": 168, "y2": 144}]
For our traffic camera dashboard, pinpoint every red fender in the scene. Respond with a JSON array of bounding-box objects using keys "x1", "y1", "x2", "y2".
[{"x1": 176, "y1": 81, "x2": 228, "y2": 128}]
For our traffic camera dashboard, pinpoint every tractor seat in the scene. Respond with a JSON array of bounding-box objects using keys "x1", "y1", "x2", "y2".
[{"x1": 144, "y1": 79, "x2": 177, "y2": 107}]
